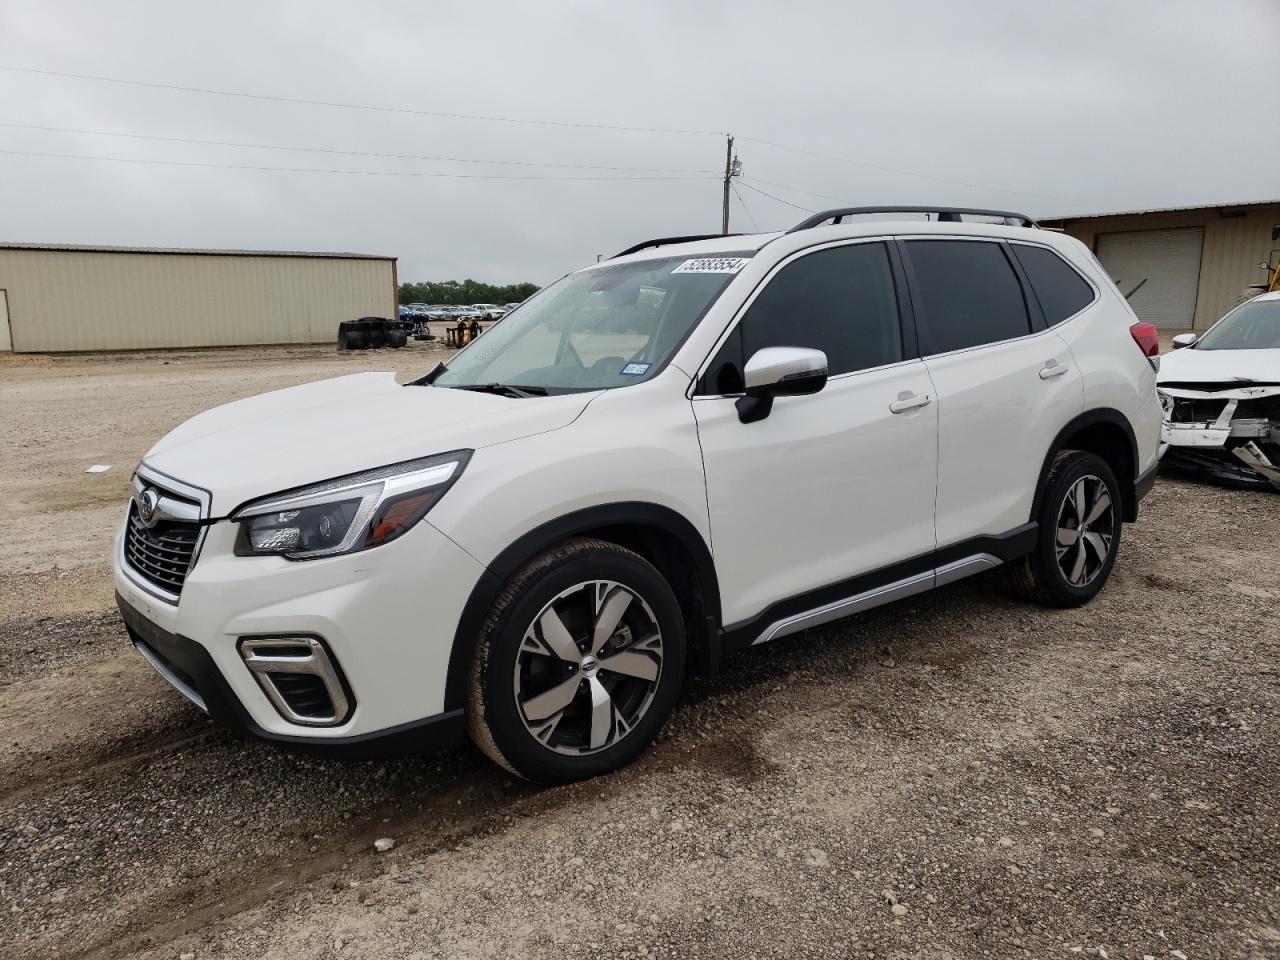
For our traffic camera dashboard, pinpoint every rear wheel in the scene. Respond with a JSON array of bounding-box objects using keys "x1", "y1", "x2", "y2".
[
  {"x1": 1012, "y1": 451, "x2": 1122, "y2": 607},
  {"x1": 467, "y1": 538, "x2": 685, "y2": 784}
]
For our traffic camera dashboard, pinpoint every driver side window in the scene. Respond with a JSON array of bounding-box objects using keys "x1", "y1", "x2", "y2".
[{"x1": 698, "y1": 241, "x2": 904, "y2": 394}]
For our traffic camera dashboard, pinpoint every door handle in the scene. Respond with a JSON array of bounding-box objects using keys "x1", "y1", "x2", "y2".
[
  {"x1": 1039, "y1": 359, "x2": 1069, "y2": 380},
  {"x1": 889, "y1": 391, "x2": 932, "y2": 414}
]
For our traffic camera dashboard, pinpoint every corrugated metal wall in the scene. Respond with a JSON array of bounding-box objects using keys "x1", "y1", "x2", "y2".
[
  {"x1": 0, "y1": 248, "x2": 396, "y2": 352},
  {"x1": 1060, "y1": 205, "x2": 1280, "y2": 331}
]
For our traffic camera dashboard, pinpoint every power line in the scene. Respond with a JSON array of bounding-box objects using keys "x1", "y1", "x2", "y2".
[
  {"x1": 736, "y1": 180, "x2": 815, "y2": 214},
  {"x1": 0, "y1": 147, "x2": 721, "y2": 181},
  {"x1": 730, "y1": 183, "x2": 760, "y2": 232},
  {"x1": 0, "y1": 65, "x2": 724, "y2": 137},
  {"x1": 737, "y1": 135, "x2": 1090, "y2": 204},
  {"x1": 0, "y1": 65, "x2": 1093, "y2": 204},
  {"x1": 742, "y1": 175, "x2": 853, "y2": 205},
  {"x1": 0, "y1": 121, "x2": 718, "y2": 174}
]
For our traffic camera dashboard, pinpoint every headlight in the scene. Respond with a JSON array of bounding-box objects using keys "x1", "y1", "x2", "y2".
[{"x1": 231, "y1": 450, "x2": 470, "y2": 560}]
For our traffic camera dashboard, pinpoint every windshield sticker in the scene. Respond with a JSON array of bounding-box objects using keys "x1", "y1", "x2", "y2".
[
  {"x1": 620, "y1": 362, "x2": 652, "y2": 376},
  {"x1": 672, "y1": 257, "x2": 749, "y2": 275}
]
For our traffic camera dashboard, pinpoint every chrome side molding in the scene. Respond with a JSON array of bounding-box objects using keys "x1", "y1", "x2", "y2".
[
  {"x1": 934, "y1": 552, "x2": 1002, "y2": 586},
  {"x1": 752, "y1": 552, "x2": 1005, "y2": 646}
]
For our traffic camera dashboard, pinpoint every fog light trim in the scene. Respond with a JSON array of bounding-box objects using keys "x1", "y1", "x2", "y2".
[{"x1": 238, "y1": 636, "x2": 351, "y2": 727}]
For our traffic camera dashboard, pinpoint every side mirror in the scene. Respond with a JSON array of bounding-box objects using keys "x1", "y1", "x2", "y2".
[
  {"x1": 736, "y1": 346, "x2": 828, "y2": 423},
  {"x1": 1171, "y1": 332, "x2": 1198, "y2": 349}
]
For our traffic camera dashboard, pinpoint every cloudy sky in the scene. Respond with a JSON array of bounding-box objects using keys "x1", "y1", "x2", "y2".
[{"x1": 2, "y1": 0, "x2": 1277, "y2": 285}]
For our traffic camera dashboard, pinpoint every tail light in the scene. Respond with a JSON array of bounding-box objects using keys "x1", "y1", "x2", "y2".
[{"x1": 1129, "y1": 322, "x2": 1160, "y2": 358}]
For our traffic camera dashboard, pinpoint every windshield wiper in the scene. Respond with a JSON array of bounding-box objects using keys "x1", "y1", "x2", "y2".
[{"x1": 452, "y1": 382, "x2": 548, "y2": 398}]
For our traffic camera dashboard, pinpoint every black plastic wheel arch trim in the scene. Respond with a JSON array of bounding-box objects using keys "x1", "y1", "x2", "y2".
[
  {"x1": 1031, "y1": 409, "x2": 1142, "y2": 523},
  {"x1": 442, "y1": 502, "x2": 721, "y2": 712}
]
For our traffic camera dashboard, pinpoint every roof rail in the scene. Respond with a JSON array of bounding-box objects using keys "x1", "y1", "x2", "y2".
[
  {"x1": 613, "y1": 234, "x2": 741, "y2": 259},
  {"x1": 787, "y1": 206, "x2": 1038, "y2": 233}
]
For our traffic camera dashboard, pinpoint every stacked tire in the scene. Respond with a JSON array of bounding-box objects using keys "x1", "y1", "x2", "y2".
[{"x1": 337, "y1": 318, "x2": 406, "y2": 351}]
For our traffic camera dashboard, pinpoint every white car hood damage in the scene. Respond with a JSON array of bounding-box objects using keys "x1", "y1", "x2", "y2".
[
  {"x1": 1157, "y1": 347, "x2": 1280, "y2": 389},
  {"x1": 143, "y1": 372, "x2": 594, "y2": 515}
]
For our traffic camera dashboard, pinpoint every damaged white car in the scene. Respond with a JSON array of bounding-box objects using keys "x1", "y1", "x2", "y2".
[{"x1": 1158, "y1": 291, "x2": 1280, "y2": 490}]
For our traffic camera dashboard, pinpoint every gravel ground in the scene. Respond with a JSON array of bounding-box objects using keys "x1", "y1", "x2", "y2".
[{"x1": 1, "y1": 347, "x2": 1277, "y2": 960}]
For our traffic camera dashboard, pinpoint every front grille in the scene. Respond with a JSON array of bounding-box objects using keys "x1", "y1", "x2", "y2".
[{"x1": 124, "y1": 502, "x2": 201, "y2": 596}]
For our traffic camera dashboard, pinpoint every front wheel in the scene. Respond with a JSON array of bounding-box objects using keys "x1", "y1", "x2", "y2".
[
  {"x1": 1012, "y1": 450, "x2": 1122, "y2": 607},
  {"x1": 467, "y1": 538, "x2": 686, "y2": 784}
]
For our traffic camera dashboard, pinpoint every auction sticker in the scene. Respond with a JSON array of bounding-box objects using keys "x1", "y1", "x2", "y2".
[
  {"x1": 620, "y1": 362, "x2": 652, "y2": 376},
  {"x1": 672, "y1": 257, "x2": 749, "y2": 274}
]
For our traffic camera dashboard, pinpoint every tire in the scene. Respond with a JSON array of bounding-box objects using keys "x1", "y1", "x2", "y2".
[
  {"x1": 467, "y1": 538, "x2": 686, "y2": 784},
  {"x1": 1011, "y1": 450, "x2": 1123, "y2": 607}
]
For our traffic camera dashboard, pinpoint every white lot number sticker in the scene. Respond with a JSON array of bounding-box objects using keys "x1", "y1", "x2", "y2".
[{"x1": 672, "y1": 257, "x2": 749, "y2": 275}]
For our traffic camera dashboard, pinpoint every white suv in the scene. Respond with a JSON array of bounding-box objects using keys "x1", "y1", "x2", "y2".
[{"x1": 113, "y1": 207, "x2": 1163, "y2": 784}]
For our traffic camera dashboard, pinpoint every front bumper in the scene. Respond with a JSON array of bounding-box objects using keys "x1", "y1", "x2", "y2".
[
  {"x1": 117, "y1": 593, "x2": 465, "y2": 757},
  {"x1": 1160, "y1": 418, "x2": 1280, "y2": 490},
  {"x1": 1159, "y1": 385, "x2": 1280, "y2": 491},
  {"x1": 114, "y1": 505, "x2": 487, "y2": 752}
]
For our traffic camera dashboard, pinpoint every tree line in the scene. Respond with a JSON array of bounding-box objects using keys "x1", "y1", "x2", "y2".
[{"x1": 399, "y1": 278, "x2": 540, "y2": 305}]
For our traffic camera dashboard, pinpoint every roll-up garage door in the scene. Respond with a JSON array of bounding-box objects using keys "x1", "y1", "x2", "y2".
[{"x1": 1095, "y1": 227, "x2": 1204, "y2": 329}]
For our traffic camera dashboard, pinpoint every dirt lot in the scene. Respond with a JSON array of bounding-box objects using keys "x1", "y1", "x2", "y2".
[{"x1": 1, "y1": 346, "x2": 1277, "y2": 960}]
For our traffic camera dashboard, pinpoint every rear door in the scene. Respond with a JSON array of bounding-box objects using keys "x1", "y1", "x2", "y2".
[
  {"x1": 900, "y1": 237, "x2": 1084, "y2": 550},
  {"x1": 692, "y1": 239, "x2": 938, "y2": 628}
]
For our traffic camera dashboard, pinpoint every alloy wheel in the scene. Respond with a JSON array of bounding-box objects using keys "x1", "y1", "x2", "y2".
[
  {"x1": 1055, "y1": 474, "x2": 1115, "y2": 587},
  {"x1": 513, "y1": 580, "x2": 664, "y2": 756}
]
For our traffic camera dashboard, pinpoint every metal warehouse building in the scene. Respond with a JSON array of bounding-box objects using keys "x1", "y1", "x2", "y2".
[
  {"x1": 0, "y1": 243, "x2": 397, "y2": 352},
  {"x1": 1045, "y1": 199, "x2": 1280, "y2": 332}
]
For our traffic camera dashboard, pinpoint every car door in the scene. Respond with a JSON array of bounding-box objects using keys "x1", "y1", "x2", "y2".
[
  {"x1": 692, "y1": 239, "x2": 938, "y2": 631},
  {"x1": 899, "y1": 237, "x2": 1085, "y2": 550}
]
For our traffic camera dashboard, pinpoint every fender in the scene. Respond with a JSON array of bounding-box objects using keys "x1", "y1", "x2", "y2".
[
  {"x1": 441, "y1": 502, "x2": 721, "y2": 712},
  {"x1": 1031, "y1": 408, "x2": 1140, "y2": 522}
]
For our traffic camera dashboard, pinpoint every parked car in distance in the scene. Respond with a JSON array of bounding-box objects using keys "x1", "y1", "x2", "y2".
[
  {"x1": 114, "y1": 206, "x2": 1161, "y2": 786},
  {"x1": 471, "y1": 304, "x2": 507, "y2": 321},
  {"x1": 503, "y1": 302, "x2": 522, "y2": 313},
  {"x1": 444, "y1": 305, "x2": 483, "y2": 322},
  {"x1": 1157, "y1": 291, "x2": 1280, "y2": 490}
]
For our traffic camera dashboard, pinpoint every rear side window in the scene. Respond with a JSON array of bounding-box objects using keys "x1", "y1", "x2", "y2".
[
  {"x1": 1010, "y1": 243, "x2": 1095, "y2": 324},
  {"x1": 700, "y1": 242, "x2": 902, "y2": 392},
  {"x1": 905, "y1": 240, "x2": 1031, "y2": 354}
]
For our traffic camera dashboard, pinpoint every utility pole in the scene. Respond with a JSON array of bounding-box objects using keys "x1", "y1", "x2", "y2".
[{"x1": 721, "y1": 134, "x2": 737, "y2": 235}]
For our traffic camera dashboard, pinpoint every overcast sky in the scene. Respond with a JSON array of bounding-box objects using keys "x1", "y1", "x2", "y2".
[{"x1": 2, "y1": 0, "x2": 1277, "y2": 285}]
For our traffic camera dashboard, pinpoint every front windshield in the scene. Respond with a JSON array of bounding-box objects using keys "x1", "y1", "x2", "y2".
[
  {"x1": 1196, "y1": 299, "x2": 1280, "y2": 350},
  {"x1": 433, "y1": 255, "x2": 742, "y2": 392}
]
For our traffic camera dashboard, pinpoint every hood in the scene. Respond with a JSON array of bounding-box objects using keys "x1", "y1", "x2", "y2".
[
  {"x1": 144, "y1": 372, "x2": 593, "y2": 515},
  {"x1": 1158, "y1": 346, "x2": 1280, "y2": 387}
]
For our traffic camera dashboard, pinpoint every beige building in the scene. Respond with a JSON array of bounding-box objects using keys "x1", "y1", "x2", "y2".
[
  {"x1": 0, "y1": 243, "x2": 397, "y2": 352},
  {"x1": 1044, "y1": 200, "x2": 1280, "y2": 332}
]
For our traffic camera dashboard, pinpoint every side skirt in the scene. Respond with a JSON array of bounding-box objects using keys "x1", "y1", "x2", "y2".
[{"x1": 720, "y1": 523, "x2": 1037, "y2": 655}]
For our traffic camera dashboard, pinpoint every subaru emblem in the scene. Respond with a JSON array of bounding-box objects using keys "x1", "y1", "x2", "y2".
[{"x1": 136, "y1": 487, "x2": 160, "y2": 526}]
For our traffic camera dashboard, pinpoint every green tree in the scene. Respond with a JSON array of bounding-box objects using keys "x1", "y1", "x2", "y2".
[{"x1": 398, "y1": 279, "x2": 540, "y2": 306}]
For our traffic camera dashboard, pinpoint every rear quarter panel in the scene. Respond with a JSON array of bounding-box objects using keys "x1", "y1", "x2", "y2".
[{"x1": 1053, "y1": 236, "x2": 1163, "y2": 477}]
